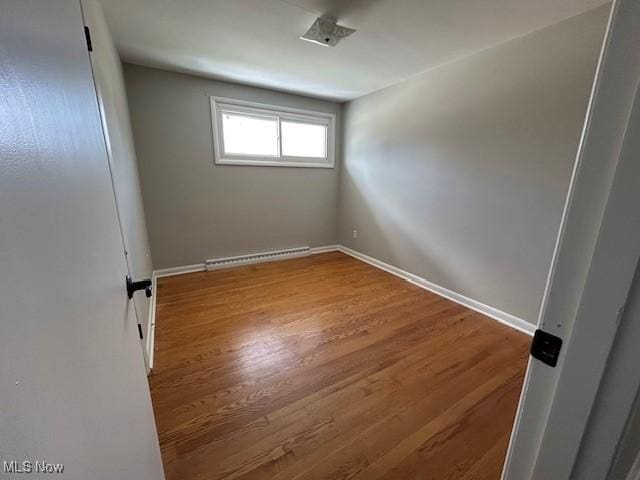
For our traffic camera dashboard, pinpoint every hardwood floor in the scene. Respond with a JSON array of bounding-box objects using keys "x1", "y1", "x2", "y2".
[{"x1": 149, "y1": 251, "x2": 530, "y2": 480}]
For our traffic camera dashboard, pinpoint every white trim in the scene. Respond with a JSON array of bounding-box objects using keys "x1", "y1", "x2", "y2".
[
  {"x1": 146, "y1": 246, "x2": 338, "y2": 368},
  {"x1": 210, "y1": 96, "x2": 335, "y2": 122},
  {"x1": 146, "y1": 263, "x2": 206, "y2": 372},
  {"x1": 145, "y1": 273, "x2": 157, "y2": 373},
  {"x1": 153, "y1": 246, "x2": 339, "y2": 279},
  {"x1": 153, "y1": 263, "x2": 206, "y2": 279},
  {"x1": 210, "y1": 96, "x2": 336, "y2": 169},
  {"x1": 146, "y1": 242, "x2": 533, "y2": 372},
  {"x1": 503, "y1": 1, "x2": 640, "y2": 478},
  {"x1": 215, "y1": 158, "x2": 334, "y2": 169},
  {"x1": 337, "y1": 245, "x2": 535, "y2": 336},
  {"x1": 310, "y1": 244, "x2": 340, "y2": 254}
]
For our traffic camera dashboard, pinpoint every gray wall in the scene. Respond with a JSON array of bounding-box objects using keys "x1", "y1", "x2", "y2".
[
  {"x1": 124, "y1": 64, "x2": 341, "y2": 269},
  {"x1": 337, "y1": 6, "x2": 608, "y2": 324}
]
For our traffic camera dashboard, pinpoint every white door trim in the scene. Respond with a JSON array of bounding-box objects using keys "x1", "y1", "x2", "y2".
[{"x1": 503, "y1": 0, "x2": 640, "y2": 477}]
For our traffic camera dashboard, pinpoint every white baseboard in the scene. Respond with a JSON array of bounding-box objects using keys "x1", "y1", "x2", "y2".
[
  {"x1": 146, "y1": 246, "x2": 339, "y2": 367},
  {"x1": 154, "y1": 246, "x2": 340, "y2": 278},
  {"x1": 148, "y1": 264, "x2": 204, "y2": 371},
  {"x1": 145, "y1": 274, "x2": 158, "y2": 373},
  {"x1": 310, "y1": 244, "x2": 340, "y2": 254},
  {"x1": 153, "y1": 262, "x2": 206, "y2": 278},
  {"x1": 145, "y1": 243, "x2": 533, "y2": 369},
  {"x1": 336, "y1": 245, "x2": 536, "y2": 336}
]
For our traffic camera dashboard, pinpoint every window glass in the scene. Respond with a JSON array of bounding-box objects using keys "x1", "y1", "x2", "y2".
[
  {"x1": 281, "y1": 121, "x2": 327, "y2": 158},
  {"x1": 222, "y1": 112, "x2": 278, "y2": 156}
]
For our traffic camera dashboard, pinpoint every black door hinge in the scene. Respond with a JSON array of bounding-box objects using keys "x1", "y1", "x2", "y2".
[
  {"x1": 84, "y1": 26, "x2": 93, "y2": 52},
  {"x1": 138, "y1": 324, "x2": 144, "y2": 340},
  {"x1": 531, "y1": 329, "x2": 563, "y2": 367}
]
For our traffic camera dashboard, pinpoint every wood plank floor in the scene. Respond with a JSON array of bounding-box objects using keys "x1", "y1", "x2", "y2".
[{"x1": 149, "y1": 251, "x2": 530, "y2": 480}]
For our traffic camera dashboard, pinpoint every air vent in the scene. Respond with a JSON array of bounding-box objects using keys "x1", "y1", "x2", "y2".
[
  {"x1": 300, "y1": 16, "x2": 356, "y2": 47},
  {"x1": 205, "y1": 247, "x2": 311, "y2": 271}
]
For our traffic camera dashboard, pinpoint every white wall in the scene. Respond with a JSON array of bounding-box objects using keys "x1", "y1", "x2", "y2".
[
  {"x1": 124, "y1": 64, "x2": 341, "y2": 269},
  {"x1": 337, "y1": 6, "x2": 608, "y2": 325}
]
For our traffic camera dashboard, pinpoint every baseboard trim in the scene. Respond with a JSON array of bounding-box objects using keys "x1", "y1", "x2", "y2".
[
  {"x1": 145, "y1": 274, "x2": 158, "y2": 373},
  {"x1": 147, "y1": 263, "x2": 205, "y2": 372},
  {"x1": 146, "y1": 243, "x2": 533, "y2": 369},
  {"x1": 154, "y1": 246, "x2": 340, "y2": 278},
  {"x1": 310, "y1": 244, "x2": 340, "y2": 254},
  {"x1": 147, "y1": 245, "x2": 340, "y2": 368},
  {"x1": 154, "y1": 263, "x2": 206, "y2": 278},
  {"x1": 337, "y1": 245, "x2": 536, "y2": 336}
]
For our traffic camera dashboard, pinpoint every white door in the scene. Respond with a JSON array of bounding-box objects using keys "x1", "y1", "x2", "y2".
[
  {"x1": 81, "y1": 0, "x2": 156, "y2": 369},
  {"x1": 0, "y1": 1, "x2": 164, "y2": 478}
]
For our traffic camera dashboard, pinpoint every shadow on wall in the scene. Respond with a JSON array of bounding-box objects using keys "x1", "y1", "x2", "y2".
[{"x1": 338, "y1": 5, "x2": 609, "y2": 324}]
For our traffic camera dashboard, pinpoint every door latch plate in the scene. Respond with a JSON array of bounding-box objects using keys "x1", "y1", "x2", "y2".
[{"x1": 531, "y1": 329, "x2": 563, "y2": 367}]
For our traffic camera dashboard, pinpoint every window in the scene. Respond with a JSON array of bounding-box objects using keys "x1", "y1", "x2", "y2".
[
  {"x1": 222, "y1": 112, "x2": 278, "y2": 157},
  {"x1": 211, "y1": 97, "x2": 335, "y2": 168}
]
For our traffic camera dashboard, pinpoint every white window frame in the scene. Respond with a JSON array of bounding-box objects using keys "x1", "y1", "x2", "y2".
[{"x1": 210, "y1": 96, "x2": 335, "y2": 168}]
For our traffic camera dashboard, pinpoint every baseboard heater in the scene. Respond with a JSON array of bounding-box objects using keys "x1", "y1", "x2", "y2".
[{"x1": 205, "y1": 246, "x2": 311, "y2": 271}]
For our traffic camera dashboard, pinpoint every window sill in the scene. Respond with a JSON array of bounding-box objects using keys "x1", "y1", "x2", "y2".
[{"x1": 215, "y1": 158, "x2": 334, "y2": 169}]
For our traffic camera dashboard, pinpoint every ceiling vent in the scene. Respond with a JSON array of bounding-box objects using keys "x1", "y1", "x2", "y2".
[{"x1": 300, "y1": 16, "x2": 356, "y2": 47}]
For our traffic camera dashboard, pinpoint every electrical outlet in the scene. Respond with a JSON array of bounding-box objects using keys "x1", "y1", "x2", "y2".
[{"x1": 352, "y1": 229, "x2": 359, "y2": 239}]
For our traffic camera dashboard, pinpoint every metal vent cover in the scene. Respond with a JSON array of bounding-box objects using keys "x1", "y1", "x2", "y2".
[
  {"x1": 205, "y1": 247, "x2": 311, "y2": 271},
  {"x1": 300, "y1": 16, "x2": 356, "y2": 47}
]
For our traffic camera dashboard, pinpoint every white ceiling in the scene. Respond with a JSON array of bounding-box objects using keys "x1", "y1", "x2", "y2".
[{"x1": 99, "y1": 0, "x2": 609, "y2": 102}]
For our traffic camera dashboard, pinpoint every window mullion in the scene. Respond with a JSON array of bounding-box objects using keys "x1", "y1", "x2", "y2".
[{"x1": 277, "y1": 116, "x2": 283, "y2": 159}]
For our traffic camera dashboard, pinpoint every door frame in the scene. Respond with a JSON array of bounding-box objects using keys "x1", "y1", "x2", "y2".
[{"x1": 502, "y1": 0, "x2": 640, "y2": 477}]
